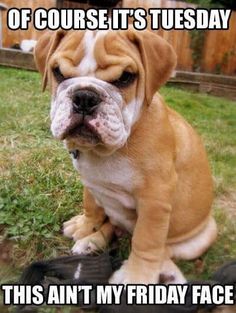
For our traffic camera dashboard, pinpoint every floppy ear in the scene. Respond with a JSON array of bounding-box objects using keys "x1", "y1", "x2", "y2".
[
  {"x1": 127, "y1": 29, "x2": 177, "y2": 104},
  {"x1": 34, "y1": 30, "x2": 66, "y2": 90}
]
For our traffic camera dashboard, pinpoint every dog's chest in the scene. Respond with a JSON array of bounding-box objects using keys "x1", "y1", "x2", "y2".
[{"x1": 73, "y1": 153, "x2": 138, "y2": 231}]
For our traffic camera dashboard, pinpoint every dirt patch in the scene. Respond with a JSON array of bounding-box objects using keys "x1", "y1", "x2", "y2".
[
  {"x1": 0, "y1": 226, "x2": 20, "y2": 286},
  {"x1": 215, "y1": 191, "x2": 236, "y2": 218},
  {"x1": 0, "y1": 239, "x2": 13, "y2": 266},
  {"x1": 0, "y1": 225, "x2": 14, "y2": 266}
]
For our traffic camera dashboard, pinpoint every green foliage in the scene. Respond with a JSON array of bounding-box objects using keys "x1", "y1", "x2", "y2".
[
  {"x1": 185, "y1": 0, "x2": 212, "y2": 7},
  {"x1": 214, "y1": 50, "x2": 235, "y2": 74},
  {"x1": 0, "y1": 67, "x2": 83, "y2": 261},
  {"x1": 184, "y1": 0, "x2": 235, "y2": 8},
  {"x1": 216, "y1": 0, "x2": 236, "y2": 9},
  {"x1": 189, "y1": 30, "x2": 206, "y2": 72}
]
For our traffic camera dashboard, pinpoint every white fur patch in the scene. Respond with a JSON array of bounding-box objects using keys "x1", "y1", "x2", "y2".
[
  {"x1": 78, "y1": 30, "x2": 109, "y2": 76},
  {"x1": 20, "y1": 39, "x2": 37, "y2": 52},
  {"x1": 78, "y1": 31, "x2": 97, "y2": 76},
  {"x1": 109, "y1": 260, "x2": 128, "y2": 284},
  {"x1": 73, "y1": 152, "x2": 141, "y2": 232},
  {"x1": 123, "y1": 97, "x2": 143, "y2": 134}
]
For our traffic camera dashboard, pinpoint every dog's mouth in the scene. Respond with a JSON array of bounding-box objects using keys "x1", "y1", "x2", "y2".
[
  {"x1": 50, "y1": 79, "x2": 127, "y2": 151},
  {"x1": 62, "y1": 117, "x2": 100, "y2": 144}
]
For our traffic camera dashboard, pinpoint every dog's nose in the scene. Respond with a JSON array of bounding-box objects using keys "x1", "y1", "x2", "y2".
[{"x1": 72, "y1": 89, "x2": 101, "y2": 115}]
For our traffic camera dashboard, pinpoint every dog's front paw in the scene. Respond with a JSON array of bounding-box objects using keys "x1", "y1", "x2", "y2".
[
  {"x1": 72, "y1": 230, "x2": 108, "y2": 255},
  {"x1": 110, "y1": 257, "x2": 187, "y2": 285},
  {"x1": 63, "y1": 214, "x2": 103, "y2": 241},
  {"x1": 160, "y1": 259, "x2": 186, "y2": 284},
  {"x1": 109, "y1": 260, "x2": 159, "y2": 285}
]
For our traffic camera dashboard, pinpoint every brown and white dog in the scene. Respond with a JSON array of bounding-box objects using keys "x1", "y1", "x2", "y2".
[{"x1": 34, "y1": 28, "x2": 217, "y2": 285}]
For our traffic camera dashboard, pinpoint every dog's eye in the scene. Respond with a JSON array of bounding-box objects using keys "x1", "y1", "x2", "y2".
[
  {"x1": 52, "y1": 66, "x2": 65, "y2": 83},
  {"x1": 111, "y1": 71, "x2": 136, "y2": 88}
]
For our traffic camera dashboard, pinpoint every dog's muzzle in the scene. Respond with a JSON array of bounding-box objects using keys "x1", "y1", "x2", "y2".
[{"x1": 50, "y1": 77, "x2": 130, "y2": 152}]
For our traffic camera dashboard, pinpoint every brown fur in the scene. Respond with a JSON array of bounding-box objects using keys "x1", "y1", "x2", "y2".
[{"x1": 35, "y1": 28, "x2": 216, "y2": 284}]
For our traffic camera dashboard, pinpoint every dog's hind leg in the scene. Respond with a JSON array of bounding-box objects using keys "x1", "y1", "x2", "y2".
[
  {"x1": 64, "y1": 187, "x2": 107, "y2": 241},
  {"x1": 168, "y1": 216, "x2": 217, "y2": 261}
]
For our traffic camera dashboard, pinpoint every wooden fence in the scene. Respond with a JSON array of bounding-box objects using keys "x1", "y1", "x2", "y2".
[
  {"x1": 1, "y1": 0, "x2": 236, "y2": 75},
  {"x1": 1, "y1": 0, "x2": 56, "y2": 47}
]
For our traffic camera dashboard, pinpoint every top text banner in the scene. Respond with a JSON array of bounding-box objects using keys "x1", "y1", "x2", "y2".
[{"x1": 7, "y1": 8, "x2": 232, "y2": 31}]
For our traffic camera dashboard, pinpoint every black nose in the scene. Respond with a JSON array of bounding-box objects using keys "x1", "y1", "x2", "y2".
[{"x1": 72, "y1": 89, "x2": 101, "y2": 115}]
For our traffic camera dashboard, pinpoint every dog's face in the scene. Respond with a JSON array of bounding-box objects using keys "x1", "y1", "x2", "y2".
[{"x1": 35, "y1": 29, "x2": 176, "y2": 155}]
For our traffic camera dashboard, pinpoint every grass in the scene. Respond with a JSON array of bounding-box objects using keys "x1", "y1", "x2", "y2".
[{"x1": 0, "y1": 66, "x2": 236, "y2": 288}]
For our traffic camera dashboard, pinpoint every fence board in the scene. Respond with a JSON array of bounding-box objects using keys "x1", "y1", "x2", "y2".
[
  {"x1": 201, "y1": 15, "x2": 236, "y2": 74},
  {"x1": 0, "y1": 0, "x2": 236, "y2": 75}
]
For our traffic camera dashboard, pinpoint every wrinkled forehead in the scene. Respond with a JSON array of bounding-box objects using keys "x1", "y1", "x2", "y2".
[{"x1": 50, "y1": 30, "x2": 140, "y2": 80}]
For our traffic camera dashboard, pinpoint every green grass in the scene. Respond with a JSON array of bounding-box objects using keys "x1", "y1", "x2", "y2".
[
  {"x1": 0, "y1": 66, "x2": 236, "y2": 285},
  {"x1": 162, "y1": 87, "x2": 236, "y2": 195}
]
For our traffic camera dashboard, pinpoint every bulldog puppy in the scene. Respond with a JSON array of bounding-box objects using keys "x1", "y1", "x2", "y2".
[{"x1": 34, "y1": 28, "x2": 217, "y2": 285}]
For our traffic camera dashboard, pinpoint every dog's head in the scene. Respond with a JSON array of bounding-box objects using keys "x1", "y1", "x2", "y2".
[{"x1": 34, "y1": 28, "x2": 176, "y2": 156}]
